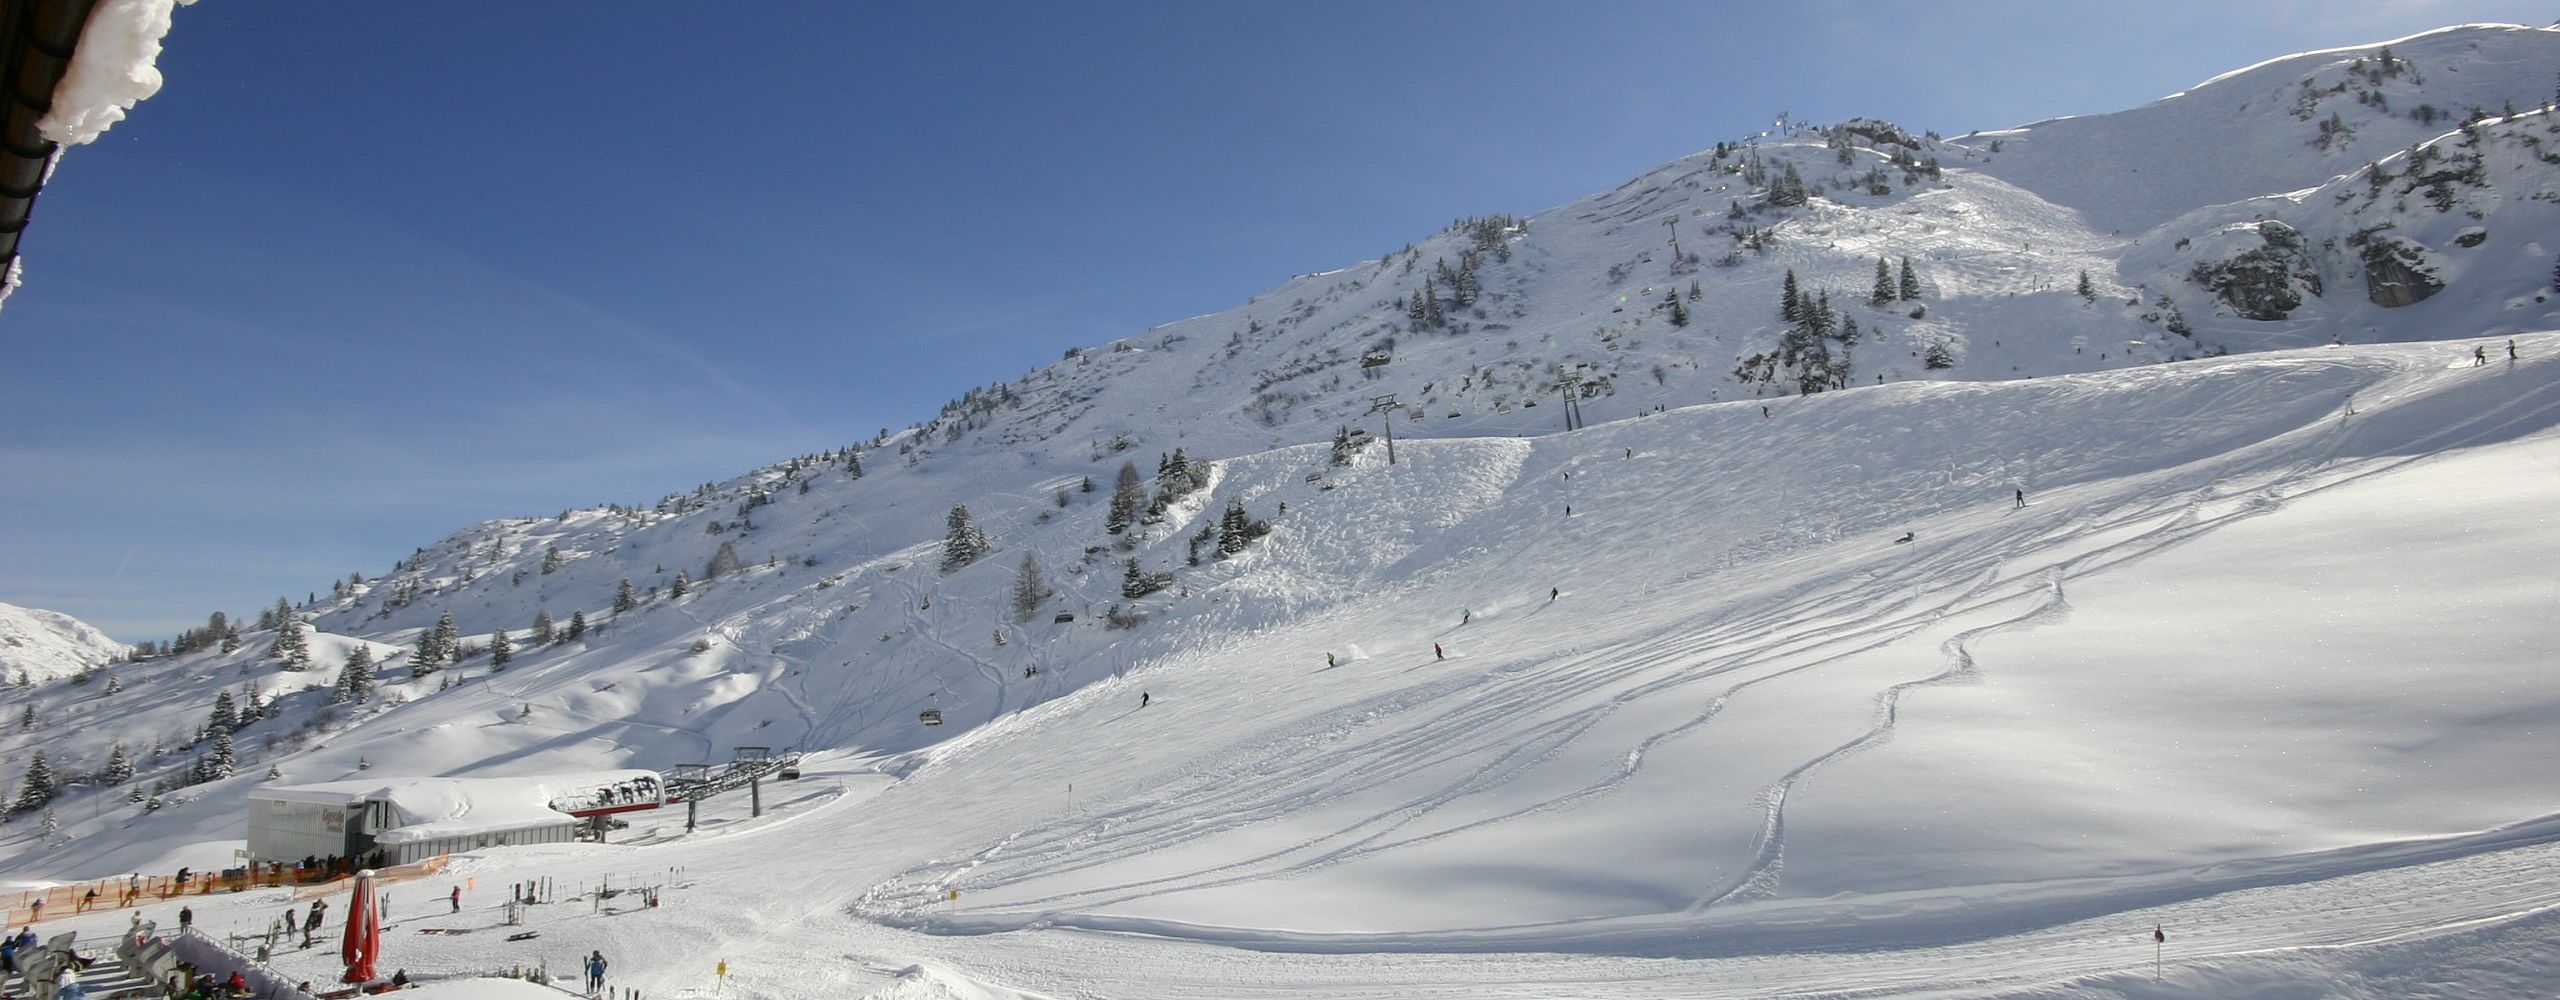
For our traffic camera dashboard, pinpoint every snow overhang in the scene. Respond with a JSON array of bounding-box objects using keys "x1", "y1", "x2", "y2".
[{"x1": 0, "y1": 0, "x2": 99, "y2": 279}]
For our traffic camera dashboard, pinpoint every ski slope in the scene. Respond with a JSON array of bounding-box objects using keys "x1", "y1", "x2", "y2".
[{"x1": 13, "y1": 336, "x2": 2549, "y2": 998}]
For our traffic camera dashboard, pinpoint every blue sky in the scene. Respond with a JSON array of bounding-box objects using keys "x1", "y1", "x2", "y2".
[{"x1": 3, "y1": 0, "x2": 2548, "y2": 641}]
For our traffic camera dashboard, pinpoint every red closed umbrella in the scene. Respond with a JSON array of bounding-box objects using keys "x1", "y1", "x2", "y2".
[{"x1": 340, "y1": 869, "x2": 382, "y2": 984}]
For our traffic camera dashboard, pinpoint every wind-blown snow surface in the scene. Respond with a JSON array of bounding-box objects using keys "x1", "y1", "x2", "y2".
[{"x1": 12, "y1": 339, "x2": 2557, "y2": 998}]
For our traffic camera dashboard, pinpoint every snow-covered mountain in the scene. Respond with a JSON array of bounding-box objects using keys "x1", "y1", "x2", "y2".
[
  {"x1": 3, "y1": 23, "x2": 2558, "y2": 999},
  {"x1": 0, "y1": 601, "x2": 126, "y2": 685}
]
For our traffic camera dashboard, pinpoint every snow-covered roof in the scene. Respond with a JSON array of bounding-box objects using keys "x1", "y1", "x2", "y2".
[{"x1": 253, "y1": 770, "x2": 654, "y2": 844}]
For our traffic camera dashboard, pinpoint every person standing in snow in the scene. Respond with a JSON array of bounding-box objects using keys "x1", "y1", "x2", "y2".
[
  {"x1": 1140, "y1": 692, "x2": 1150, "y2": 708},
  {"x1": 450, "y1": 885, "x2": 461, "y2": 913},
  {"x1": 585, "y1": 950, "x2": 608, "y2": 996},
  {"x1": 1434, "y1": 643, "x2": 1444, "y2": 661},
  {"x1": 2509, "y1": 339, "x2": 2519, "y2": 360},
  {"x1": 2014, "y1": 488, "x2": 2026, "y2": 509},
  {"x1": 177, "y1": 906, "x2": 192, "y2": 932}
]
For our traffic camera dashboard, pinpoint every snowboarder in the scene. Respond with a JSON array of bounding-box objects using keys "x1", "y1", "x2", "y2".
[
  {"x1": 1762, "y1": 405, "x2": 1770, "y2": 419},
  {"x1": 2014, "y1": 488, "x2": 2025, "y2": 509},
  {"x1": 2474, "y1": 345, "x2": 2488, "y2": 366},
  {"x1": 586, "y1": 949, "x2": 608, "y2": 996},
  {"x1": 1325, "y1": 652, "x2": 1336, "y2": 668},
  {"x1": 450, "y1": 885, "x2": 462, "y2": 913},
  {"x1": 1140, "y1": 691, "x2": 1150, "y2": 708},
  {"x1": 1434, "y1": 643, "x2": 1444, "y2": 661},
  {"x1": 2509, "y1": 338, "x2": 2519, "y2": 360},
  {"x1": 1461, "y1": 609, "x2": 1471, "y2": 625},
  {"x1": 1549, "y1": 587, "x2": 1559, "y2": 602}
]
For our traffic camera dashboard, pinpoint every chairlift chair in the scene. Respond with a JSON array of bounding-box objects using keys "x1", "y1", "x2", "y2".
[{"x1": 918, "y1": 709, "x2": 943, "y2": 726}]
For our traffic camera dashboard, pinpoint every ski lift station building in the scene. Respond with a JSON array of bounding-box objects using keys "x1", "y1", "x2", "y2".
[{"x1": 247, "y1": 770, "x2": 658, "y2": 866}]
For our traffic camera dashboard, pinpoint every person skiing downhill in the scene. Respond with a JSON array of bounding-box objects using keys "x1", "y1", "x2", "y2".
[
  {"x1": 1434, "y1": 643, "x2": 1444, "y2": 660},
  {"x1": 2014, "y1": 488, "x2": 2026, "y2": 509},
  {"x1": 2474, "y1": 345, "x2": 2488, "y2": 366},
  {"x1": 1140, "y1": 692, "x2": 1150, "y2": 708}
]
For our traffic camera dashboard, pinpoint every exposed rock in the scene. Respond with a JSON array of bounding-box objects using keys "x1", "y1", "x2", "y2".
[
  {"x1": 2188, "y1": 221, "x2": 2324, "y2": 320},
  {"x1": 2362, "y1": 235, "x2": 2444, "y2": 307}
]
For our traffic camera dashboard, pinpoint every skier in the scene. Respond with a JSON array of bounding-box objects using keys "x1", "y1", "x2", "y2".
[
  {"x1": 450, "y1": 885, "x2": 462, "y2": 913},
  {"x1": 80, "y1": 887, "x2": 95, "y2": 912},
  {"x1": 1140, "y1": 692, "x2": 1150, "y2": 708},
  {"x1": 2474, "y1": 345, "x2": 2488, "y2": 366},
  {"x1": 2509, "y1": 338, "x2": 2519, "y2": 360},
  {"x1": 1762, "y1": 405, "x2": 1770, "y2": 419},
  {"x1": 1434, "y1": 643, "x2": 1444, "y2": 661},
  {"x1": 586, "y1": 950, "x2": 608, "y2": 996},
  {"x1": 1549, "y1": 587, "x2": 1559, "y2": 602},
  {"x1": 1461, "y1": 609, "x2": 1471, "y2": 625},
  {"x1": 2014, "y1": 488, "x2": 2026, "y2": 509},
  {"x1": 1326, "y1": 652, "x2": 1336, "y2": 668}
]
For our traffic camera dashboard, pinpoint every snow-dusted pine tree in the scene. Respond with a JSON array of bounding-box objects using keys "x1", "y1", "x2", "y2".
[
  {"x1": 943, "y1": 505, "x2": 993, "y2": 572},
  {"x1": 14, "y1": 750, "x2": 54, "y2": 811},
  {"x1": 489, "y1": 627, "x2": 512, "y2": 670},
  {"x1": 103, "y1": 744, "x2": 133, "y2": 785}
]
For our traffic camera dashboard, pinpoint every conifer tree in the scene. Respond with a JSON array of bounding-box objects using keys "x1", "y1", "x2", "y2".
[
  {"x1": 432, "y1": 610, "x2": 459, "y2": 660},
  {"x1": 846, "y1": 450, "x2": 862, "y2": 478},
  {"x1": 489, "y1": 627, "x2": 513, "y2": 670},
  {"x1": 1898, "y1": 256, "x2": 1921, "y2": 300},
  {"x1": 220, "y1": 622, "x2": 242, "y2": 654},
  {"x1": 341, "y1": 645, "x2": 377, "y2": 704},
  {"x1": 39, "y1": 807, "x2": 56, "y2": 839},
  {"x1": 671, "y1": 571, "x2": 691, "y2": 599},
  {"x1": 14, "y1": 751, "x2": 53, "y2": 812},
  {"x1": 209, "y1": 690, "x2": 238, "y2": 733},
  {"x1": 942, "y1": 505, "x2": 993, "y2": 572},
  {"x1": 532, "y1": 610, "x2": 556, "y2": 645},
  {"x1": 614, "y1": 579, "x2": 638, "y2": 614},
  {"x1": 1871, "y1": 257, "x2": 1895, "y2": 306},
  {"x1": 1106, "y1": 460, "x2": 1145, "y2": 536},
  {"x1": 103, "y1": 744, "x2": 133, "y2": 785},
  {"x1": 1667, "y1": 292, "x2": 1689, "y2": 327},
  {"x1": 16, "y1": 704, "x2": 32, "y2": 730},
  {"x1": 566, "y1": 611, "x2": 587, "y2": 642},
  {"x1": 202, "y1": 731, "x2": 236, "y2": 781},
  {"x1": 705, "y1": 541, "x2": 743, "y2": 580},
  {"x1": 273, "y1": 611, "x2": 310, "y2": 671},
  {"x1": 1780, "y1": 270, "x2": 1802, "y2": 321},
  {"x1": 1217, "y1": 498, "x2": 1252, "y2": 557},
  {"x1": 542, "y1": 545, "x2": 563, "y2": 574},
  {"x1": 2077, "y1": 269, "x2": 2096, "y2": 301},
  {"x1": 1330, "y1": 426, "x2": 1358, "y2": 466}
]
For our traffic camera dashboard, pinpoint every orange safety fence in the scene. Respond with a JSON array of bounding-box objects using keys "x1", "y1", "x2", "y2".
[{"x1": 6, "y1": 855, "x2": 451, "y2": 926}]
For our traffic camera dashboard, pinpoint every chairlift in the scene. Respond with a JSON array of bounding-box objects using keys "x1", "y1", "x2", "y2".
[
  {"x1": 918, "y1": 709, "x2": 944, "y2": 726},
  {"x1": 1023, "y1": 665, "x2": 1039, "y2": 678},
  {"x1": 1052, "y1": 611, "x2": 1076, "y2": 624}
]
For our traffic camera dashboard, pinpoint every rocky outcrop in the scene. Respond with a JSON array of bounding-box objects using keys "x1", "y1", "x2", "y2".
[
  {"x1": 2361, "y1": 234, "x2": 2443, "y2": 308},
  {"x1": 2189, "y1": 221, "x2": 2324, "y2": 320}
]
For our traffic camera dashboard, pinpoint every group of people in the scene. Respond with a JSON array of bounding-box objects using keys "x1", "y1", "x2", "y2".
[{"x1": 591, "y1": 776, "x2": 661, "y2": 808}]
